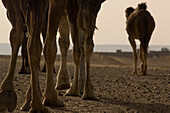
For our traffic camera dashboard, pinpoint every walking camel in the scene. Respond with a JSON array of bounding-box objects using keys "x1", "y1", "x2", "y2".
[
  {"x1": 125, "y1": 3, "x2": 155, "y2": 75},
  {"x1": 0, "y1": 0, "x2": 106, "y2": 112},
  {"x1": 0, "y1": 0, "x2": 85, "y2": 111},
  {"x1": 0, "y1": 0, "x2": 70, "y2": 112}
]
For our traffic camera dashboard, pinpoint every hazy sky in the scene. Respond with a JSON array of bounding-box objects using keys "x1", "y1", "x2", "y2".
[{"x1": 0, "y1": 0, "x2": 170, "y2": 45}]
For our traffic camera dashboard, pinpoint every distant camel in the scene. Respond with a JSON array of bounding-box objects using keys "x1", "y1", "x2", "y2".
[
  {"x1": 0, "y1": 0, "x2": 105, "y2": 112},
  {"x1": 125, "y1": 3, "x2": 155, "y2": 75}
]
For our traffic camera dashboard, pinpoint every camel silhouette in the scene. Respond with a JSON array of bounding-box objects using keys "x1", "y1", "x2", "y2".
[{"x1": 125, "y1": 3, "x2": 155, "y2": 75}]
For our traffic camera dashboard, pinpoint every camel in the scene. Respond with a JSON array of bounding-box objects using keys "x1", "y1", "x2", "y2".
[
  {"x1": 125, "y1": 3, "x2": 155, "y2": 75},
  {"x1": 43, "y1": 0, "x2": 106, "y2": 104},
  {"x1": 64, "y1": 0, "x2": 106, "y2": 100},
  {"x1": 0, "y1": 0, "x2": 105, "y2": 112},
  {"x1": 0, "y1": 0, "x2": 70, "y2": 112},
  {"x1": 0, "y1": 0, "x2": 26, "y2": 111}
]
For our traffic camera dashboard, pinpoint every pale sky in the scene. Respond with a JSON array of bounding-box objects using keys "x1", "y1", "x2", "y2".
[{"x1": 0, "y1": 0, "x2": 170, "y2": 45}]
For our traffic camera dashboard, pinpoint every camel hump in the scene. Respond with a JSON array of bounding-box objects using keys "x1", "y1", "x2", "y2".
[
  {"x1": 125, "y1": 3, "x2": 148, "y2": 19},
  {"x1": 137, "y1": 2, "x2": 147, "y2": 10},
  {"x1": 135, "y1": 9, "x2": 155, "y2": 28},
  {"x1": 136, "y1": 10, "x2": 155, "y2": 28}
]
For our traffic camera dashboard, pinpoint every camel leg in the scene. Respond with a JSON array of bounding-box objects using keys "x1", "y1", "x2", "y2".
[
  {"x1": 0, "y1": 2, "x2": 27, "y2": 111},
  {"x1": 41, "y1": 63, "x2": 56, "y2": 74},
  {"x1": 41, "y1": 10, "x2": 56, "y2": 74},
  {"x1": 20, "y1": 85, "x2": 31, "y2": 111},
  {"x1": 65, "y1": 42, "x2": 81, "y2": 96},
  {"x1": 82, "y1": 34, "x2": 96, "y2": 100},
  {"x1": 139, "y1": 44, "x2": 144, "y2": 74},
  {"x1": 141, "y1": 44, "x2": 148, "y2": 75},
  {"x1": 19, "y1": 33, "x2": 30, "y2": 74},
  {"x1": 0, "y1": 16, "x2": 25, "y2": 111},
  {"x1": 0, "y1": 1, "x2": 26, "y2": 107},
  {"x1": 21, "y1": 17, "x2": 47, "y2": 111},
  {"x1": 128, "y1": 37, "x2": 138, "y2": 75},
  {"x1": 28, "y1": 38, "x2": 48, "y2": 112},
  {"x1": 56, "y1": 15, "x2": 70, "y2": 90},
  {"x1": 43, "y1": 0, "x2": 67, "y2": 107},
  {"x1": 65, "y1": 9, "x2": 80, "y2": 96},
  {"x1": 41, "y1": 10, "x2": 50, "y2": 73},
  {"x1": 79, "y1": 54, "x2": 85, "y2": 95},
  {"x1": 21, "y1": 76, "x2": 43, "y2": 111},
  {"x1": 26, "y1": 9, "x2": 49, "y2": 112},
  {"x1": 41, "y1": 10, "x2": 48, "y2": 73}
]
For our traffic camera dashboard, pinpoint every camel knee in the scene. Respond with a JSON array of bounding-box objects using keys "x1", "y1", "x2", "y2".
[
  {"x1": 59, "y1": 15, "x2": 70, "y2": 50},
  {"x1": 59, "y1": 14, "x2": 69, "y2": 37},
  {"x1": 44, "y1": 41, "x2": 57, "y2": 58},
  {"x1": 58, "y1": 37, "x2": 70, "y2": 53},
  {"x1": 133, "y1": 52, "x2": 138, "y2": 62},
  {"x1": 9, "y1": 29, "x2": 18, "y2": 49},
  {"x1": 11, "y1": 23, "x2": 25, "y2": 42},
  {"x1": 21, "y1": 36, "x2": 28, "y2": 57},
  {"x1": 72, "y1": 45, "x2": 81, "y2": 64},
  {"x1": 28, "y1": 39, "x2": 42, "y2": 55},
  {"x1": 9, "y1": 28, "x2": 24, "y2": 50}
]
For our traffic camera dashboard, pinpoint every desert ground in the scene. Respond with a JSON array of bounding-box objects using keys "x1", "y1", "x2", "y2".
[{"x1": 0, "y1": 51, "x2": 169, "y2": 113}]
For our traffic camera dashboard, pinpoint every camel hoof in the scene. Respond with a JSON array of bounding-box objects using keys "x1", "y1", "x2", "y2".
[
  {"x1": 82, "y1": 92, "x2": 97, "y2": 100},
  {"x1": 0, "y1": 90, "x2": 17, "y2": 112},
  {"x1": 20, "y1": 101, "x2": 31, "y2": 111},
  {"x1": 29, "y1": 107, "x2": 50, "y2": 113},
  {"x1": 56, "y1": 83, "x2": 70, "y2": 90},
  {"x1": 43, "y1": 98, "x2": 64, "y2": 107}
]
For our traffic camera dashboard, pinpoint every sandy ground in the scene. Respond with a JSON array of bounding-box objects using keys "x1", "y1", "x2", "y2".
[{"x1": 0, "y1": 53, "x2": 170, "y2": 113}]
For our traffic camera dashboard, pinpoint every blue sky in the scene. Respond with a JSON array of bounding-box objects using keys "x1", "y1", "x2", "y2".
[{"x1": 0, "y1": 0, "x2": 170, "y2": 45}]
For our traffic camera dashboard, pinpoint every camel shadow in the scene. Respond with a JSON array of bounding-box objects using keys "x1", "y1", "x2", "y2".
[{"x1": 98, "y1": 96, "x2": 170, "y2": 113}]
